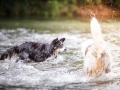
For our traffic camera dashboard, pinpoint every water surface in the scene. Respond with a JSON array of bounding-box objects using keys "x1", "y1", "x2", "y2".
[{"x1": 0, "y1": 19, "x2": 120, "y2": 90}]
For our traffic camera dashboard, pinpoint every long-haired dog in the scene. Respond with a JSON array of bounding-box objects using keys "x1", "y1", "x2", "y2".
[
  {"x1": 0, "y1": 38, "x2": 66, "y2": 62},
  {"x1": 81, "y1": 17, "x2": 112, "y2": 77}
]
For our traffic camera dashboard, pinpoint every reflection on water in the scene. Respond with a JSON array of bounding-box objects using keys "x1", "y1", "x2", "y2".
[{"x1": 0, "y1": 19, "x2": 120, "y2": 90}]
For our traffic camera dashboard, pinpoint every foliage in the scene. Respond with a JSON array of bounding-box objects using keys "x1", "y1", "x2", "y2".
[{"x1": 0, "y1": 0, "x2": 120, "y2": 18}]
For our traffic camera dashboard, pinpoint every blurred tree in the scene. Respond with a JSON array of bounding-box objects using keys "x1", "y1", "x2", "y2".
[
  {"x1": 0, "y1": 0, "x2": 120, "y2": 18},
  {"x1": 102, "y1": 0, "x2": 120, "y2": 7}
]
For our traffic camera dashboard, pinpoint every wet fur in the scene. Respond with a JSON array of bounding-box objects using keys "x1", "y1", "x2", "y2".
[
  {"x1": 0, "y1": 38, "x2": 65, "y2": 62},
  {"x1": 81, "y1": 17, "x2": 112, "y2": 77}
]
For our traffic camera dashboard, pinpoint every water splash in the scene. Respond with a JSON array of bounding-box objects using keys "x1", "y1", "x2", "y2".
[{"x1": 0, "y1": 26, "x2": 120, "y2": 89}]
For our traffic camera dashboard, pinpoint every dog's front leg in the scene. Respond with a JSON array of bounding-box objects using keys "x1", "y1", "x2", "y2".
[
  {"x1": 53, "y1": 52, "x2": 58, "y2": 59},
  {"x1": 54, "y1": 55, "x2": 57, "y2": 59}
]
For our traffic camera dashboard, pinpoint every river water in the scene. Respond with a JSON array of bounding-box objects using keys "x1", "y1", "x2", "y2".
[{"x1": 0, "y1": 19, "x2": 120, "y2": 90}]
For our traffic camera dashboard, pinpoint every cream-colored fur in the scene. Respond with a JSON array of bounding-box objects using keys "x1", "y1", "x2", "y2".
[{"x1": 81, "y1": 17, "x2": 112, "y2": 77}]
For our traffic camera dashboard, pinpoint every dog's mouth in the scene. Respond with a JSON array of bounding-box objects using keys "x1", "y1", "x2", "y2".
[
  {"x1": 55, "y1": 48, "x2": 67, "y2": 53},
  {"x1": 59, "y1": 48, "x2": 67, "y2": 52}
]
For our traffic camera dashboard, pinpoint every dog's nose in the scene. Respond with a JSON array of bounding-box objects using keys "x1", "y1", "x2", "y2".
[{"x1": 64, "y1": 48, "x2": 67, "y2": 51}]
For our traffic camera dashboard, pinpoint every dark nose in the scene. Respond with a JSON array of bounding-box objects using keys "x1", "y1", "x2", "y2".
[{"x1": 64, "y1": 48, "x2": 67, "y2": 51}]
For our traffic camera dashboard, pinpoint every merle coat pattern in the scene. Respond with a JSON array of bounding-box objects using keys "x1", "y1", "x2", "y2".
[{"x1": 0, "y1": 38, "x2": 65, "y2": 62}]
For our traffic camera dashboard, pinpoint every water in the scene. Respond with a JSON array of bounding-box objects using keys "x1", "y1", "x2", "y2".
[{"x1": 0, "y1": 19, "x2": 120, "y2": 90}]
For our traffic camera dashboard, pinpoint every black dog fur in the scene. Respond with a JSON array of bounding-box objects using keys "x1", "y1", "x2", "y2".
[{"x1": 0, "y1": 38, "x2": 65, "y2": 62}]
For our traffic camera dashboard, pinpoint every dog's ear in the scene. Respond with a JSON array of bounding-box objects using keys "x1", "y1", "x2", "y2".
[
  {"x1": 52, "y1": 38, "x2": 58, "y2": 44},
  {"x1": 60, "y1": 38, "x2": 65, "y2": 42}
]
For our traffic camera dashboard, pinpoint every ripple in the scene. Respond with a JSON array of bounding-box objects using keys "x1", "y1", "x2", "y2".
[{"x1": 0, "y1": 28, "x2": 120, "y2": 90}]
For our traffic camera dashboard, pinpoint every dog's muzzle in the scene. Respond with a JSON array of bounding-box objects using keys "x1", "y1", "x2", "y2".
[
  {"x1": 59, "y1": 47, "x2": 67, "y2": 52},
  {"x1": 64, "y1": 48, "x2": 67, "y2": 51}
]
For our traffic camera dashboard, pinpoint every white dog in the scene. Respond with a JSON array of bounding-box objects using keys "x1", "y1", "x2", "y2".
[{"x1": 81, "y1": 17, "x2": 112, "y2": 77}]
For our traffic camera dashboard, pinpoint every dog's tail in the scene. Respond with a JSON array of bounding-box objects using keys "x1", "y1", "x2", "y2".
[
  {"x1": 90, "y1": 17, "x2": 103, "y2": 44},
  {"x1": 90, "y1": 17, "x2": 106, "y2": 58},
  {"x1": 0, "y1": 46, "x2": 19, "y2": 60}
]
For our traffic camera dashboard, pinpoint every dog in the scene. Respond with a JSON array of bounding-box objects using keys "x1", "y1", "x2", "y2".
[
  {"x1": 81, "y1": 17, "x2": 112, "y2": 77},
  {"x1": 0, "y1": 38, "x2": 66, "y2": 62}
]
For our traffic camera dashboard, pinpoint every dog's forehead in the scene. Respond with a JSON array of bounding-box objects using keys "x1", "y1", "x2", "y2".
[
  {"x1": 54, "y1": 41, "x2": 62, "y2": 46},
  {"x1": 58, "y1": 40, "x2": 63, "y2": 44}
]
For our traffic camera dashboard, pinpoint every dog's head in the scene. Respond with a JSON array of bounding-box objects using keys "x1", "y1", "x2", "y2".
[{"x1": 50, "y1": 38, "x2": 66, "y2": 55}]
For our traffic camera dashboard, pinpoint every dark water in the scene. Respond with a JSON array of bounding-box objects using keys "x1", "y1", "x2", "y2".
[{"x1": 0, "y1": 19, "x2": 120, "y2": 90}]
